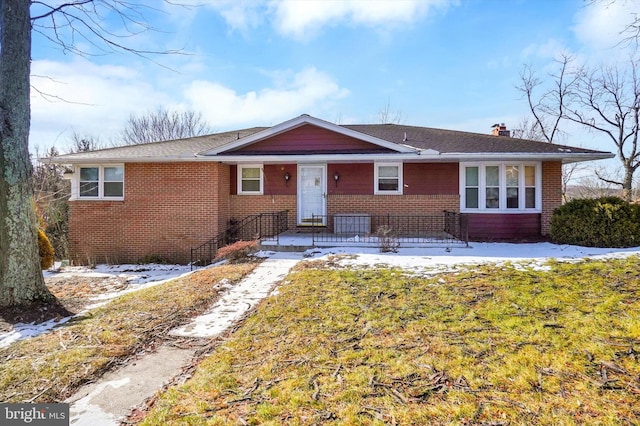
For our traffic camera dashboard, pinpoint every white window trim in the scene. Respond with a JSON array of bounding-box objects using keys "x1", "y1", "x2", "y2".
[
  {"x1": 459, "y1": 162, "x2": 541, "y2": 213},
  {"x1": 237, "y1": 164, "x2": 264, "y2": 195},
  {"x1": 374, "y1": 162, "x2": 403, "y2": 195},
  {"x1": 71, "y1": 165, "x2": 125, "y2": 201}
]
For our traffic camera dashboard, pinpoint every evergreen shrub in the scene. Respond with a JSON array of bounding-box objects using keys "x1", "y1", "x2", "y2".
[
  {"x1": 550, "y1": 196, "x2": 640, "y2": 247},
  {"x1": 38, "y1": 229, "x2": 55, "y2": 269}
]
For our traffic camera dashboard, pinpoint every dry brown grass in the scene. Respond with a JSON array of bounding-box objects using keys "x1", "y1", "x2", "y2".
[{"x1": 0, "y1": 262, "x2": 259, "y2": 403}]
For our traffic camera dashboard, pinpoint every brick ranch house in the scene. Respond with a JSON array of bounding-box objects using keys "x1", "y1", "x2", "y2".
[{"x1": 45, "y1": 114, "x2": 613, "y2": 265}]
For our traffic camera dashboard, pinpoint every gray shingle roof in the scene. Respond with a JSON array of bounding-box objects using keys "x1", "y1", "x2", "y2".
[
  {"x1": 43, "y1": 119, "x2": 611, "y2": 164},
  {"x1": 344, "y1": 124, "x2": 607, "y2": 155},
  {"x1": 44, "y1": 127, "x2": 267, "y2": 163}
]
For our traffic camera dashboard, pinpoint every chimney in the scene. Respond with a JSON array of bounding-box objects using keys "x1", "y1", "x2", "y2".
[{"x1": 491, "y1": 123, "x2": 510, "y2": 137}]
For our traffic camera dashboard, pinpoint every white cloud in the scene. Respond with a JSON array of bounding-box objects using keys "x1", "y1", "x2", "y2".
[
  {"x1": 205, "y1": 0, "x2": 456, "y2": 40},
  {"x1": 30, "y1": 59, "x2": 172, "y2": 150},
  {"x1": 30, "y1": 59, "x2": 349, "y2": 152},
  {"x1": 520, "y1": 38, "x2": 569, "y2": 61},
  {"x1": 572, "y1": 0, "x2": 640, "y2": 51},
  {"x1": 184, "y1": 67, "x2": 349, "y2": 127},
  {"x1": 271, "y1": 0, "x2": 454, "y2": 39}
]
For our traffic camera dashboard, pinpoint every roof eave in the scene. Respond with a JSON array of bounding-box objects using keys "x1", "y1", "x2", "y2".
[
  {"x1": 444, "y1": 152, "x2": 615, "y2": 163},
  {"x1": 40, "y1": 151, "x2": 614, "y2": 165}
]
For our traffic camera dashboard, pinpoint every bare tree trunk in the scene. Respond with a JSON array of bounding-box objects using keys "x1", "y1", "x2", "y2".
[{"x1": 0, "y1": 0, "x2": 53, "y2": 306}]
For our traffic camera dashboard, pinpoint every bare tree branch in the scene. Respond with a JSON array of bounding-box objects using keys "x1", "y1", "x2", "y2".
[{"x1": 118, "y1": 106, "x2": 213, "y2": 145}]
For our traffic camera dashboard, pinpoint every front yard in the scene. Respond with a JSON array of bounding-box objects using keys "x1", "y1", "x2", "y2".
[
  {"x1": 141, "y1": 256, "x2": 640, "y2": 425},
  {"x1": 1, "y1": 251, "x2": 638, "y2": 424}
]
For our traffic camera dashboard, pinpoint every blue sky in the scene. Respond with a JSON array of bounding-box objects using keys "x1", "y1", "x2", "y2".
[{"x1": 29, "y1": 0, "x2": 640, "y2": 158}]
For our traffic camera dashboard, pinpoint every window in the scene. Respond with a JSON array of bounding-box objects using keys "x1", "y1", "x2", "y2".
[
  {"x1": 461, "y1": 163, "x2": 540, "y2": 211},
  {"x1": 76, "y1": 165, "x2": 124, "y2": 199},
  {"x1": 485, "y1": 165, "x2": 499, "y2": 209},
  {"x1": 79, "y1": 167, "x2": 99, "y2": 197},
  {"x1": 238, "y1": 165, "x2": 263, "y2": 194},
  {"x1": 375, "y1": 163, "x2": 402, "y2": 194},
  {"x1": 104, "y1": 166, "x2": 124, "y2": 197},
  {"x1": 505, "y1": 165, "x2": 519, "y2": 209},
  {"x1": 465, "y1": 167, "x2": 479, "y2": 209}
]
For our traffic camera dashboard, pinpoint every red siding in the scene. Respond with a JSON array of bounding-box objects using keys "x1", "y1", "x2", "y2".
[
  {"x1": 232, "y1": 124, "x2": 393, "y2": 154},
  {"x1": 264, "y1": 164, "x2": 296, "y2": 195},
  {"x1": 404, "y1": 163, "x2": 459, "y2": 195},
  {"x1": 465, "y1": 213, "x2": 541, "y2": 240},
  {"x1": 328, "y1": 164, "x2": 373, "y2": 195}
]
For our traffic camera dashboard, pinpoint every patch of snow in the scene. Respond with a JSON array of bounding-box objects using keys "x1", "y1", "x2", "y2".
[
  {"x1": 67, "y1": 377, "x2": 130, "y2": 426},
  {"x1": 170, "y1": 253, "x2": 302, "y2": 338}
]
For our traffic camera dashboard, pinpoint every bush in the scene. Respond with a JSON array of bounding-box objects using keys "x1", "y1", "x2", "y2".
[
  {"x1": 215, "y1": 240, "x2": 259, "y2": 263},
  {"x1": 550, "y1": 197, "x2": 640, "y2": 248},
  {"x1": 38, "y1": 229, "x2": 55, "y2": 270}
]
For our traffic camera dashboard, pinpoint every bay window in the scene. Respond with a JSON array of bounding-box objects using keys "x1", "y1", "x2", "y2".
[{"x1": 461, "y1": 162, "x2": 540, "y2": 211}]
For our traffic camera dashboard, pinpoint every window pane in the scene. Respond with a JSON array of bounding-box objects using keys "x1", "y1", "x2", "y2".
[
  {"x1": 486, "y1": 166, "x2": 499, "y2": 186},
  {"x1": 465, "y1": 167, "x2": 478, "y2": 186},
  {"x1": 80, "y1": 182, "x2": 98, "y2": 197},
  {"x1": 378, "y1": 179, "x2": 398, "y2": 191},
  {"x1": 465, "y1": 188, "x2": 478, "y2": 208},
  {"x1": 525, "y1": 166, "x2": 535, "y2": 186},
  {"x1": 104, "y1": 166, "x2": 123, "y2": 181},
  {"x1": 242, "y1": 167, "x2": 260, "y2": 179},
  {"x1": 506, "y1": 166, "x2": 519, "y2": 186},
  {"x1": 507, "y1": 187, "x2": 519, "y2": 208},
  {"x1": 80, "y1": 167, "x2": 98, "y2": 181},
  {"x1": 378, "y1": 166, "x2": 399, "y2": 178},
  {"x1": 242, "y1": 180, "x2": 260, "y2": 192},
  {"x1": 526, "y1": 188, "x2": 536, "y2": 208},
  {"x1": 486, "y1": 187, "x2": 499, "y2": 208},
  {"x1": 104, "y1": 182, "x2": 123, "y2": 197}
]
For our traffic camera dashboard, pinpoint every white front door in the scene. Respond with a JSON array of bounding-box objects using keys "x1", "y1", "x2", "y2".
[{"x1": 298, "y1": 165, "x2": 326, "y2": 225}]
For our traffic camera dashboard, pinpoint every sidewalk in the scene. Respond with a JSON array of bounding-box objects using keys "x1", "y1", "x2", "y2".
[{"x1": 65, "y1": 252, "x2": 303, "y2": 425}]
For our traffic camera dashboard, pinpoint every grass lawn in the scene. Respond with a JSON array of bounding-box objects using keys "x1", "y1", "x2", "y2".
[
  {"x1": 141, "y1": 256, "x2": 640, "y2": 425},
  {"x1": 0, "y1": 262, "x2": 258, "y2": 403}
]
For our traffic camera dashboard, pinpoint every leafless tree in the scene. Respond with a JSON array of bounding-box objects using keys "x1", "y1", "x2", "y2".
[
  {"x1": 67, "y1": 130, "x2": 103, "y2": 153},
  {"x1": 515, "y1": 55, "x2": 585, "y2": 201},
  {"x1": 563, "y1": 59, "x2": 640, "y2": 201},
  {"x1": 119, "y1": 107, "x2": 212, "y2": 145},
  {"x1": 376, "y1": 99, "x2": 405, "y2": 124},
  {"x1": 1, "y1": 0, "x2": 185, "y2": 308},
  {"x1": 33, "y1": 146, "x2": 71, "y2": 260},
  {"x1": 516, "y1": 54, "x2": 579, "y2": 144}
]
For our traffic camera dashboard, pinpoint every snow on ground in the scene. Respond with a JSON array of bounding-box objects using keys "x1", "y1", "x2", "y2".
[
  {"x1": 305, "y1": 242, "x2": 640, "y2": 274},
  {"x1": 1, "y1": 264, "x2": 193, "y2": 348},
  {"x1": 2, "y1": 243, "x2": 640, "y2": 348},
  {"x1": 171, "y1": 252, "x2": 302, "y2": 338}
]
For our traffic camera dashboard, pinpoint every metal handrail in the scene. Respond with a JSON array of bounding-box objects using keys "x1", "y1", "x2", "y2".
[{"x1": 190, "y1": 210, "x2": 289, "y2": 269}]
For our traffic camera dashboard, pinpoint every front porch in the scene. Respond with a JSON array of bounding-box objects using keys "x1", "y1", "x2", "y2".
[
  {"x1": 191, "y1": 211, "x2": 468, "y2": 268},
  {"x1": 261, "y1": 211, "x2": 469, "y2": 251}
]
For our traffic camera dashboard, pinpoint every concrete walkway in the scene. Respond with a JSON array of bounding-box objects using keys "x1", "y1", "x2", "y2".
[{"x1": 65, "y1": 252, "x2": 303, "y2": 425}]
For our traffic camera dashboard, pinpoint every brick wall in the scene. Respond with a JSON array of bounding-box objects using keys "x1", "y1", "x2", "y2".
[
  {"x1": 230, "y1": 195, "x2": 297, "y2": 229},
  {"x1": 327, "y1": 194, "x2": 459, "y2": 216},
  {"x1": 541, "y1": 161, "x2": 562, "y2": 236},
  {"x1": 69, "y1": 162, "x2": 228, "y2": 265}
]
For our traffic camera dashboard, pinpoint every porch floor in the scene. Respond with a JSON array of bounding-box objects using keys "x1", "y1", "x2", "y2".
[{"x1": 259, "y1": 230, "x2": 468, "y2": 252}]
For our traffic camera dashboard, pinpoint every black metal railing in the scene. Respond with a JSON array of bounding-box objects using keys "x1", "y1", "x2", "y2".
[
  {"x1": 190, "y1": 210, "x2": 289, "y2": 269},
  {"x1": 311, "y1": 211, "x2": 468, "y2": 247}
]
